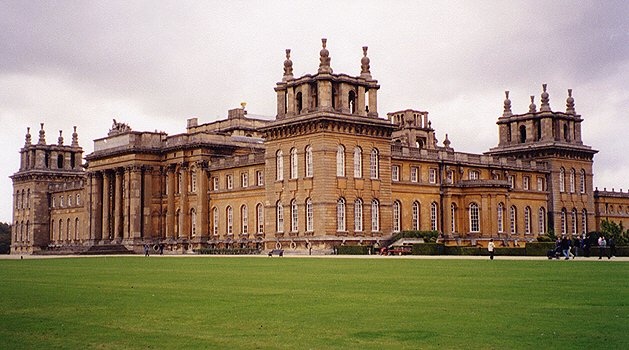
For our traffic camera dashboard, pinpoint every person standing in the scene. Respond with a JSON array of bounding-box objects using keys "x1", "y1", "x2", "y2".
[
  {"x1": 560, "y1": 236, "x2": 571, "y2": 260},
  {"x1": 144, "y1": 243, "x2": 150, "y2": 257},
  {"x1": 488, "y1": 239, "x2": 495, "y2": 260},
  {"x1": 598, "y1": 235, "x2": 606, "y2": 260},
  {"x1": 608, "y1": 237, "x2": 616, "y2": 259}
]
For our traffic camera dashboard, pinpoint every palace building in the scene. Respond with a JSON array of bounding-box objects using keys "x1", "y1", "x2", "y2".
[{"x1": 10, "y1": 39, "x2": 629, "y2": 255}]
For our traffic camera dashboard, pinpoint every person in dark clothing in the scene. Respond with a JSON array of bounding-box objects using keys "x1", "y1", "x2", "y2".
[
  {"x1": 584, "y1": 235, "x2": 591, "y2": 257},
  {"x1": 608, "y1": 238, "x2": 616, "y2": 259},
  {"x1": 159, "y1": 243, "x2": 164, "y2": 255},
  {"x1": 560, "y1": 236, "x2": 571, "y2": 260}
]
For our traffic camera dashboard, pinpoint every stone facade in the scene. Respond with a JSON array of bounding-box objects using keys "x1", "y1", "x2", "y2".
[{"x1": 10, "y1": 39, "x2": 629, "y2": 254}]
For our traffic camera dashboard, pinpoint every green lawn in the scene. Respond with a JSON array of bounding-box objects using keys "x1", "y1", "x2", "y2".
[{"x1": 0, "y1": 256, "x2": 628, "y2": 349}]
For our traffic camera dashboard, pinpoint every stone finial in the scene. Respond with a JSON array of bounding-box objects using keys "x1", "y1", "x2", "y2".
[
  {"x1": 71, "y1": 126, "x2": 79, "y2": 147},
  {"x1": 502, "y1": 91, "x2": 512, "y2": 117},
  {"x1": 528, "y1": 96, "x2": 537, "y2": 113},
  {"x1": 58, "y1": 130, "x2": 64, "y2": 146},
  {"x1": 318, "y1": 38, "x2": 332, "y2": 74},
  {"x1": 283, "y1": 49, "x2": 293, "y2": 81},
  {"x1": 360, "y1": 46, "x2": 371, "y2": 79},
  {"x1": 38, "y1": 123, "x2": 46, "y2": 145},
  {"x1": 443, "y1": 134, "x2": 452, "y2": 149},
  {"x1": 25, "y1": 127, "x2": 31, "y2": 146},
  {"x1": 566, "y1": 89, "x2": 575, "y2": 114},
  {"x1": 540, "y1": 84, "x2": 551, "y2": 112}
]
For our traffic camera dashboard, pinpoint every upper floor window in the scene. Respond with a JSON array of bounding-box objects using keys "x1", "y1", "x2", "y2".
[
  {"x1": 290, "y1": 148, "x2": 298, "y2": 179},
  {"x1": 190, "y1": 168, "x2": 197, "y2": 193},
  {"x1": 226, "y1": 174, "x2": 233, "y2": 190},
  {"x1": 523, "y1": 176, "x2": 530, "y2": 191},
  {"x1": 305, "y1": 145, "x2": 313, "y2": 178},
  {"x1": 537, "y1": 177, "x2": 544, "y2": 191},
  {"x1": 410, "y1": 167, "x2": 418, "y2": 182},
  {"x1": 579, "y1": 169, "x2": 586, "y2": 193},
  {"x1": 469, "y1": 170, "x2": 480, "y2": 180},
  {"x1": 370, "y1": 148, "x2": 379, "y2": 179},
  {"x1": 276, "y1": 150, "x2": 284, "y2": 181},
  {"x1": 241, "y1": 172, "x2": 248, "y2": 188},
  {"x1": 559, "y1": 167, "x2": 565, "y2": 192},
  {"x1": 256, "y1": 170, "x2": 264, "y2": 186},
  {"x1": 336, "y1": 145, "x2": 345, "y2": 177},
  {"x1": 446, "y1": 170, "x2": 454, "y2": 184},
  {"x1": 354, "y1": 147, "x2": 363, "y2": 178},
  {"x1": 212, "y1": 177, "x2": 219, "y2": 191},
  {"x1": 569, "y1": 169, "x2": 576, "y2": 193},
  {"x1": 392, "y1": 165, "x2": 400, "y2": 182},
  {"x1": 429, "y1": 168, "x2": 437, "y2": 184},
  {"x1": 509, "y1": 175, "x2": 515, "y2": 189}
]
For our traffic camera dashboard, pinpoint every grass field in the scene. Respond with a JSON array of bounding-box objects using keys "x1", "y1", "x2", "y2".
[{"x1": 0, "y1": 256, "x2": 628, "y2": 349}]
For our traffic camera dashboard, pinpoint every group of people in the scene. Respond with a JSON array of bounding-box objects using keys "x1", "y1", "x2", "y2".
[
  {"x1": 143, "y1": 243, "x2": 165, "y2": 256},
  {"x1": 550, "y1": 234, "x2": 616, "y2": 260}
]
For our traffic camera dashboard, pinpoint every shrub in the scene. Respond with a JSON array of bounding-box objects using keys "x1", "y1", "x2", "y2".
[
  {"x1": 336, "y1": 245, "x2": 372, "y2": 255},
  {"x1": 412, "y1": 243, "x2": 443, "y2": 255},
  {"x1": 525, "y1": 242, "x2": 556, "y2": 256}
]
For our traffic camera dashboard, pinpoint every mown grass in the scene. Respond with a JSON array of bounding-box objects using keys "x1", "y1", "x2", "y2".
[{"x1": 0, "y1": 256, "x2": 628, "y2": 349}]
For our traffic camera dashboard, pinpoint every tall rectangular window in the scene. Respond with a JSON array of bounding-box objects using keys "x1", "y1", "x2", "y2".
[
  {"x1": 226, "y1": 174, "x2": 233, "y2": 189},
  {"x1": 392, "y1": 165, "x2": 400, "y2": 182},
  {"x1": 241, "y1": 173, "x2": 248, "y2": 188},
  {"x1": 354, "y1": 147, "x2": 362, "y2": 178},
  {"x1": 410, "y1": 167, "x2": 418, "y2": 182},
  {"x1": 256, "y1": 170, "x2": 264, "y2": 186},
  {"x1": 429, "y1": 169, "x2": 437, "y2": 184},
  {"x1": 523, "y1": 176, "x2": 530, "y2": 190}
]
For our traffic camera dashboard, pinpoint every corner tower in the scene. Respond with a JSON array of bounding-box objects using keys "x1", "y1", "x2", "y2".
[
  {"x1": 10, "y1": 124, "x2": 85, "y2": 254},
  {"x1": 262, "y1": 39, "x2": 396, "y2": 252},
  {"x1": 487, "y1": 86, "x2": 597, "y2": 236}
]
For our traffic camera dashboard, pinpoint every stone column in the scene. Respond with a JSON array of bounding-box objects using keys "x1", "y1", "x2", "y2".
[
  {"x1": 166, "y1": 166, "x2": 175, "y2": 239},
  {"x1": 181, "y1": 165, "x2": 189, "y2": 239},
  {"x1": 122, "y1": 168, "x2": 130, "y2": 240},
  {"x1": 102, "y1": 171, "x2": 111, "y2": 241},
  {"x1": 357, "y1": 86, "x2": 366, "y2": 116},
  {"x1": 89, "y1": 172, "x2": 103, "y2": 242},
  {"x1": 142, "y1": 166, "x2": 153, "y2": 240},
  {"x1": 114, "y1": 168, "x2": 123, "y2": 241},
  {"x1": 198, "y1": 163, "x2": 209, "y2": 238},
  {"x1": 129, "y1": 166, "x2": 142, "y2": 241},
  {"x1": 368, "y1": 88, "x2": 378, "y2": 117}
]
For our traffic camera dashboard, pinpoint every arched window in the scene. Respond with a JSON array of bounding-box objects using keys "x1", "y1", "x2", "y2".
[
  {"x1": 354, "y1": 147, "x2": 362, "y2": 178},
  {"x1": 581, "y1": 209, "x2": 587, "y2": 234},
  {"x1": 241, "y1": 205, "x2": 248, "y2": 234},
  {"x1": 559, "y1": 167, "x2": 565, "y2": 192},
  {"x1": 276, "y1": 202, "x2": 284, "y2": 233},
  {"x1": 256, "y1": 203, "x2": 264, "y2": 234},
  {"x1": 354, "y1": 198, "x2": 363, "y2": 232},
  {"x1": 560, "y1": 208, "x2": 567, "y2": 235},
  {"x1": 57, "y1": 154, "x2": 64, "y2": 169},
  {"x1": 469, "y1": 203, "x2": 479, "y2": 233},
  {"x1": 305, "y1": 145, "x2": 313, "y2": 178},
  {"x1": 74, "y1": 218, "x2": 79, "y2": 240},
  {"x1": 524, "y1": 207, "x2": 531, "y2": 234},
  {"x1": 519, "y1": 125, "x2": 526, "y2": 143},
  {"x1": 370, "y1": 148, "x2": 379, "y2": 179},
  {"x1": 212, "y1": 207, "x2": 219, "y2": 235},
  {"x1": 348, "y1": 90, "x2": 356, "y2": 114},
  {"x1": 510, "y1": 206, "x2": 517, "y2": 234},
  {"x1": 336, "y1": 145, "x2": 345, "y2": 177},
  {"x1": 290, "y1": 148, "x2": 298, "y2": 179},
  {"x1": 290, "y1": 199, "x2": 298, "y2": 232},
  {"x1": 177, "y1": 171, "x2": 182, "y2": 194},
  {"x1": 25, "y1": 220, "x2": 30, "y2": 241},
  {"x1": 337, "y1": 198, "x2": 346, "y2": 232},
  {"x1": 579, "y1": 169, "x2": 586, "y2": 194},
  {"x1": 569, "y1": 169, "x2": 576, "y2": 193},
  {"x1": 450, "y1": 203, "x2": 457, "y2": 233},
  {"x1": 66, "y1": 218, "x2": 70, "y2": 241},
  {"x1": 76, "y1": 193, "x2": 80, "y2": 206},
  {"x1": 305, "y1": 198, "x2": 314, "y2": 232},
  {"x1": 430, "y1": 202, "x2": 438, "y2": 231},
  {"x1": 393, "y1": 201, "x2": 401, "y2": 233},
  {"x1": 571, "y1": 208, "x2": 577, "y2": 235},
  {"x1": 226, "y1": 206, "x2": 233, "y2": 235},
  {"x1": 59, "y1": 219, "x2": 63, "y2": 240},
  {"x1": 296, "y1": 92, "x2": 303, "y2": 114},
  {"x1": 190, "y1": 167, "x2": 197, "y2": 193},
  {"x1": 26, "y1": 189, "x2": 30, "y2": 208},
  {"x1": 190, "y1": 208, "x2": 197, "y2": 236},
  {"x1": 497, "y1": 203, "x2": 504, "y2": 233},
  {"x1": 276, "y1": 150, "x2": 284, "y2": 181},
  {"x1": 371, "y1": 199, "x2": 380, "y2": 232},
  {"x1": 538, "y1": 207, "x2": 546, "y2": 234},
  {"x1": 175, "y1": 209, "x2": 181, "y2": 238},
  {"x1": 412, "y1": 201, "x2": 420, "y2": 231}
]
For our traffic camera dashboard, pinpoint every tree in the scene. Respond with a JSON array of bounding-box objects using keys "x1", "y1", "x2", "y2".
[
  {"x1": 600, "y1": 220, "x2": 628, "y2": 245},
  {"x1": 0, "y1": 222, "x2": 11, "y2": 254}
]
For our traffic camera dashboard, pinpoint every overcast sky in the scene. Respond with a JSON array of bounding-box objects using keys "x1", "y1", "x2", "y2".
[{"x1": 1, "y1": 0, "x2": 627, "y2": 222}]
